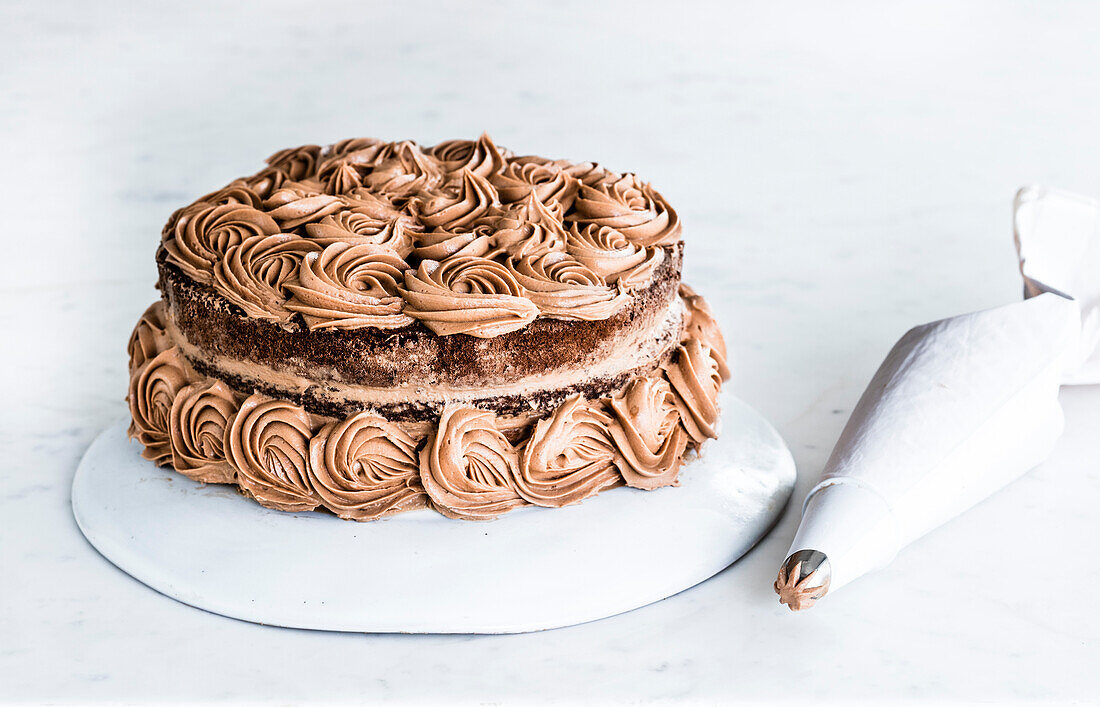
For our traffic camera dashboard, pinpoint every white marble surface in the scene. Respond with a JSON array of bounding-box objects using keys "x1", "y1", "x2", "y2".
[{"x1": 2, "y1": 0, "x2": 1099, "y2": 702}]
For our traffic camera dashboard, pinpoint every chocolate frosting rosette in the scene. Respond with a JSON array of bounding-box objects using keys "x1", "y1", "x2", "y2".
[{"x1": 420, "y1": 405, "x2": 528, "y2": 520}]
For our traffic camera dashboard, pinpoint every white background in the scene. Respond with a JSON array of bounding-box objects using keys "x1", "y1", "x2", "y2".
[{"x1": 2, "y1": 0, "x2": 1099, "y2": 702}]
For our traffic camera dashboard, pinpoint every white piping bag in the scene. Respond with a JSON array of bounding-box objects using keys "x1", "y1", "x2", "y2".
[{"x1": 775, "y1": 186, "x2": 1100, "y2": 611}]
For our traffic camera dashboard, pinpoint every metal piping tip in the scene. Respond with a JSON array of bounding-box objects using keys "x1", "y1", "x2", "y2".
[{"x1": 775, "y1": 550, "x2": 831, "y2": 612}]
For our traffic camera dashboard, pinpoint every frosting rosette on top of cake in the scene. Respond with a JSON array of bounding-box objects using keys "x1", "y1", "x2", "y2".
[
  {"x1": 163, "y1": 203, "x2": 281, "y2": 285},
  {"x1": 570, "y1": 174, "x2": 681, "y2": 247},
  {"x1": 399, "y1": 255, "x2": 539, "y2": 337},
  {"x1": 284, "y1": 243, "x2": 412, "y2": 331}
]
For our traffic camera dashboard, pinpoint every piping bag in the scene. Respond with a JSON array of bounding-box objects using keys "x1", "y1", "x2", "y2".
[{"x1": 775, "y1": 186, "x2": 1100, "y2": 611}]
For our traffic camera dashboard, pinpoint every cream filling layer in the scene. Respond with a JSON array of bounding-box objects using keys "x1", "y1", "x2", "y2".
[{"x1": 166, "y1": 298, "x2": 685, "y2": 410}]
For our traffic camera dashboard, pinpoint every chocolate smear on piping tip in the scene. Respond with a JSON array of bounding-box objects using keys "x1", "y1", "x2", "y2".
[{"x1": 775, "y1": 550, "x2": 831, "y2": 612}]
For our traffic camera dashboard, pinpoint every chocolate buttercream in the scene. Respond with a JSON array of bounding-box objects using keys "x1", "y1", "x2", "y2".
[
  {"x1": 168, "y1": 379, "x2": 240, "y2": 483},
  {"x1": 415, "y1": 169, "x2": 500, "y2": 231},
  {"x1": 284, "y1": 243, "x2": 412, "y2": 331},
  {"x1": 127, "y1": 301, "x2": 171, "y2": 371},
  {"x1": 308, "y1": 412, "x2": 428, "y2": 520},
  {"x1": 507, "y1": 251, "x2": 628, "y2": 321},
  {"x1": 515, "y1": 396, "x2": 622, "y2": 507},
  {"x1": 429, "y1": 133, "x2": 506, "y2": 182},
  {"x1": 679, "y1": 282, "x2": 730, "y2": 380},
  {"x1": 571, "y1": 175, "x2": 681, "y2": 247},
  {"x1": 419, "y1": 405, "x2": 527, "y2": 520},
  {"x1": 212, "y1": 234, "x2": 321, "y2": 323},
  {"x1": 163, "y1": 203, "x2": 280, "y2": 285},
  {"x1": 399, "y1": 256, "x2": 539, "y2": 338},
  {"x1": 128, "y1": 347, "x2": 192, "y2": 466},
  {"x1": 664, "y1": 340, "x2": 723, "y2": 444},
  {"x1": 226, "y1": 394, "x2": 321, "y2": 512},
  {"x1": 606, "y1": 376, "x2": 689, "y2": 489}
]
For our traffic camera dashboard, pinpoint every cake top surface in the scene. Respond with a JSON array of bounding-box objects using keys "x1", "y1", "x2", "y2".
[{"x1": 158, "y1": 134, "x2": 683, "y2": 338}]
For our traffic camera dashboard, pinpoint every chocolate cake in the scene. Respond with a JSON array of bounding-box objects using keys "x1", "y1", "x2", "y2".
[{"x1": 127, "y1": 134, "x2": 730, "y2": 521}]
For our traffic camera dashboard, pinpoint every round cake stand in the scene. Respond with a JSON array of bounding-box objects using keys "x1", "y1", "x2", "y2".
[{"x1": 72, "y1": 390, "x2": 795, "y2": 634}]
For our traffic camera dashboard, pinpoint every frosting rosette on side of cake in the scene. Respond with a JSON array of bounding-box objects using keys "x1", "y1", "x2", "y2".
[
  {"x1": 168, "y1": 379, "x2": 240, "y2": 484},
  {"x1": 226, "y1": 394, "x2": 321, "y2": 513},
  {"x1": 127, "y1": 301, "x2": 172, "y2": 371},
  {"x1": 664, "y1": 340, "x2": 725, "y2": 444},
  {"x1": 308, "y1": 412, "x2": 428, "y2": 521},
  {"x1": 131, "y1": 134, "x2": 730, "y2": 522},
  {"x1": 514, "y1": 396, "x2": 623, "y2": 507},
  {"x1": 419, "y1": 405, "x2": 528, "y2": 520},
  {"x1": 606, "y1": 376, "x2": 690, "y2": 490},
  {"x1": 127, "y1": 347, "x2": 192, "y2": 466}
]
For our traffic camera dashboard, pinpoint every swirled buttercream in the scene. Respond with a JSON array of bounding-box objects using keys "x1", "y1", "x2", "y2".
[
  {"x1": 303, "y1": 211, "x2": 414, "y2": 256},
  {"x1": 192, "y1": 180, "x2": 265, "y2": 210},
  {"x1": 324, "y1": 137, "x2": 385, "y2": 160},
  {"x1": 399, "y1": 256, "x2": 539, "y2": 337},
  {"x1": 663, "y1": 340, "x2": 723, "y2": 443},
  {"x1": 506, "y1": 251, "x2": 628, "y2": 321},
  {"x1": 680, "y1": 283, "x2": 730, "y2": 380},
  {"x1": 363, "y1": 141, "x2": 443, "y2": 199},
  {"x1": 565, "y1": 223, "x2": 649, "y2": 285},
  {"x1": 265, "y1": 144, "x2": 322, "y2": 181},
  {"x1": 168, "y1": 379, "x2": 240, "y2": 483},
  {"x1": 163, "y1": 203, "x2": 280, "y2": 284},
  {"x1": 491, "y1": 161, "x2": 579, "y2": 209},
  {"x1": 489, "y1": 220, "x2": 564, "y2": 260},
  {"x1": 412, "y1": 224, "x2": 494, "y2": 261},
  {"x1": 308, "y1": 412, "x2": 428, "y2": 520},
  {"x1": 429, "y1": 133, "x2": 505, "y2": 181},
  {"x1": 515, "y1": 396, "x2": 622, "y2": 507},
  {"x1": 606, "y1": 376, "x2": 689, "y2": 489},
  {"x1": 245, "y1": 166, "x2": 291, "y2": 199},
  {"x1": 284, "y1": 243, "x2": 413, "y2": 330},
  {"x1": 128, "y1": 347, "x2": 192, "y2": 466},
  {"x1": 317, "y1": 158, "x2": 364, "y2": 195},
  {"x1": 571, "y1": 175, "x2": 681, "y2": 247},
  {"x1": 127, "y1": 301, "x2": 171, "y2": 371},
  {"x1": 226, "y1": 394, "x2": 321, "y2": 512},
  {"x1": 415, "y1": 169, "x2": 500, "y2": 231},
  {"x1": 342, "y1": 187, "x2": 405, "y2": 222},
  {"x1": 419, "y1": 405, "x2": 527, "y2": 520},
  {"x1": 212, "y1": 234, "x2": 321, "y2": 323},
  {"x1": 263, "y1": 182, "x2": 345, "y2": 229}
]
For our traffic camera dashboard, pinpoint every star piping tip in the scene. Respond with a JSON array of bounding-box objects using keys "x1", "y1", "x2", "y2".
[{"x1": 775, "y1": 550, "x2": 831, "y2": 612}]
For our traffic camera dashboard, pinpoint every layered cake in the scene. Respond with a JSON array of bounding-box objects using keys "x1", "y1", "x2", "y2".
[{"x1": 127, "y1": 134, "x2": 729, "y2": 521}]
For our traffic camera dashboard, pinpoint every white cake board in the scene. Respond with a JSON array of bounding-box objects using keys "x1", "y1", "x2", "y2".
[{"x1": 72, "y1": 390, "x2": 795, "y2": 634}]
